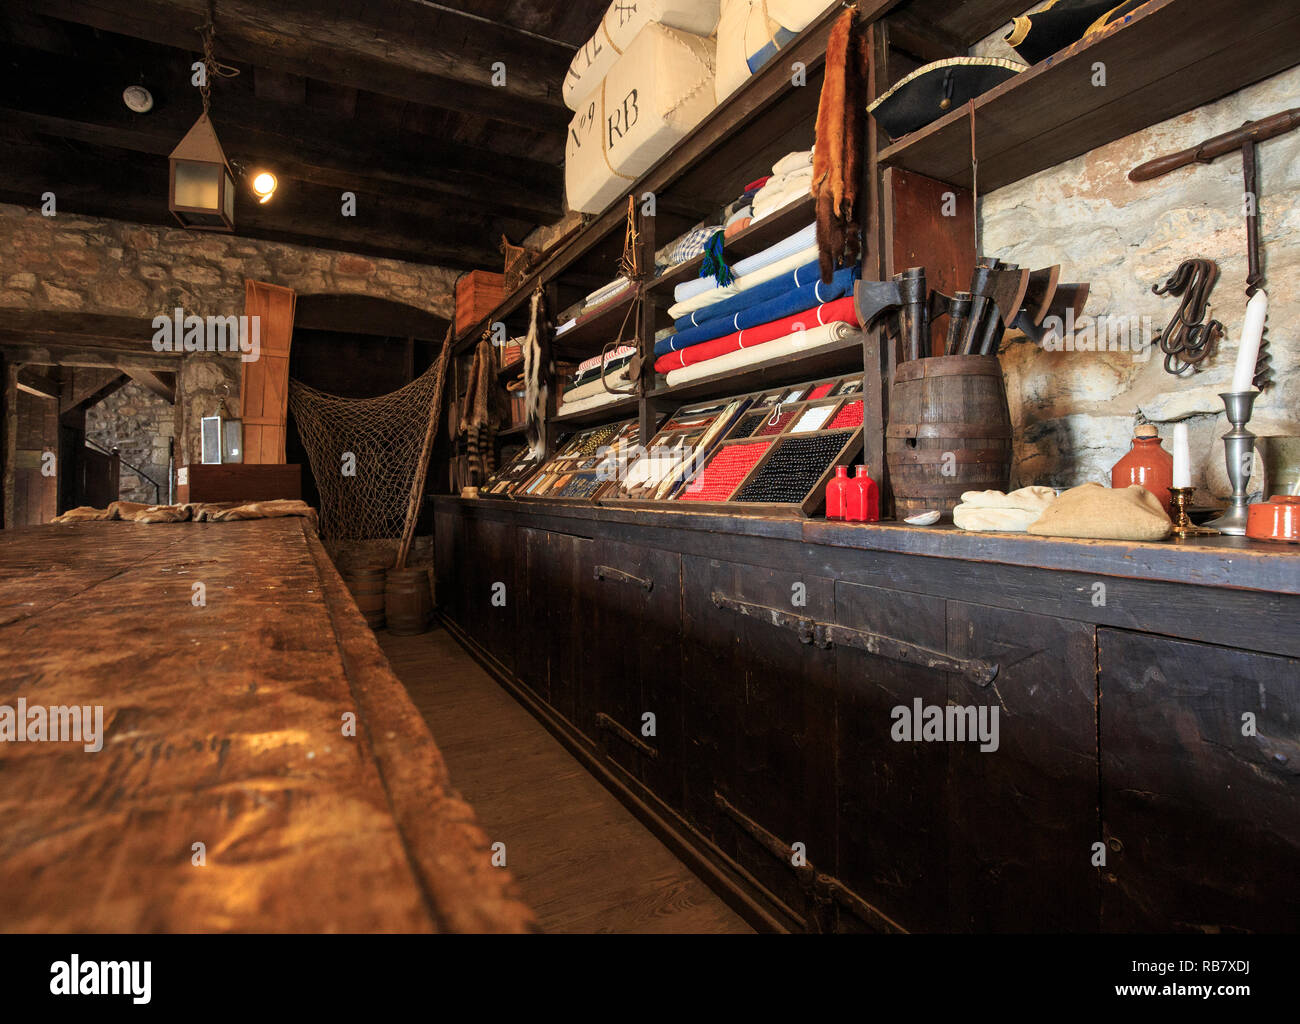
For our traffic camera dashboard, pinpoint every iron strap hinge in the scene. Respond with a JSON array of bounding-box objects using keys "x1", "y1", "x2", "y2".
[
  {"x1": 595, "y1": 712, "x2": 659, "y2": 759},
  {"x1": 710, "y1": 591, "x2": 998, "y2": 686},
  {"x1": 593, "y1": 564, "x2": 653, "y2": 592}
]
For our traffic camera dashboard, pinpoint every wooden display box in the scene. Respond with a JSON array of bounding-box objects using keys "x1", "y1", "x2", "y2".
[
  {"x1": 178, "y1": 463, "x2": 302, "y2": 504},
  {"x1": 455, "y1": 270, "x2": 506, "y2": 336}
]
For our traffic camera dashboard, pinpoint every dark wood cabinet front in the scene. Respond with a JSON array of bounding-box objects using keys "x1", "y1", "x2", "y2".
[
  {"x1": 431, "y1": 499, "x2": 1297, "y2": 934},
  {"x1": 1099, "y1": 629, "x2": 1300, "y2": 932}
]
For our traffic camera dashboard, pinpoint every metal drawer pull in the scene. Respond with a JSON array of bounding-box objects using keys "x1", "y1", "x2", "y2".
[
  {"x1": 593, "y1": 565, "x2": 654, "y2": 592},
  {"x1": 710, "y1": 592, "x2": 998, "y2": 687},
  {"x1": 595, "y1": 712, "x2": 659, "y2": 759},
  {"x1": 713, "y1": 791, "x2": 906, "y2": 934}
]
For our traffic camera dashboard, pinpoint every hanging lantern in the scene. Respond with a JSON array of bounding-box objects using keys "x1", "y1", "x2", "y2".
[{"x1": 169, "y1": 113, "x2": 236, "y2": 231}]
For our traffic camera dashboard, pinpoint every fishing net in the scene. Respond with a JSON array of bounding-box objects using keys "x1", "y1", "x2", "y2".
[{"x1": 288, "y1": 335, "x2": 450, "y2": 544}]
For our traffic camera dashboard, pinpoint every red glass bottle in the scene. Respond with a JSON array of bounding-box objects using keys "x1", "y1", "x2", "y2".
[
  {"x1": 825, "y1": 465, "x2": 849, "y2": 519},
  {"x1": 845, "y1": 465, "x2": 880, "y2": 523},
  {"x1": 1110, "y1": 425, "x2": 1174, "y2": 507}
]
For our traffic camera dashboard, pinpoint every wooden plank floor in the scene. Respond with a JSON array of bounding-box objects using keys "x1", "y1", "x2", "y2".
[{"x1": 379, "y1": 625, "x2": 753, "y2": 934}]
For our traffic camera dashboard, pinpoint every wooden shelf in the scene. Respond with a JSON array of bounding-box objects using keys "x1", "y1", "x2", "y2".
[
  {"x1": 648, "y1": 335, "x2": 865, "y2": 405},
  {"x1": 878, "y1": 0, "x2": 1300, "y2": 193},
  {"x1": 648, "y1": 195, "x2": 816, "y2": 298},
  {"x1": 551, "y1": 288, "x2": 638, "y2": 360},
  {"x1": 453, "y1": 1, "x2": 860, "y2": 348},
  {"x1": 550, "y1": 393, "x2": 641, "y2": 428}
]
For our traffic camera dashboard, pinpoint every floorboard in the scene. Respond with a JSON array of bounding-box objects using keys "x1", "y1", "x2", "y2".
[{"x1": 378, "y1": 625, "x2": 753, "y2": 935}]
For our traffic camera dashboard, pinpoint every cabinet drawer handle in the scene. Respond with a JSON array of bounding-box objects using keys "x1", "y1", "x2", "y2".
[
  {"x1": 713, "y1": 791, "x2": 906, "y2": 933},
  {"x1": 710, "y1": 591, "x2": 998, "y2": 687},
  {"x1": 595, "y1": 712, "x2": 659, "y2": 759},
  {"x1": 594, "y1": 565, "x2": 653, "y2": 592}
]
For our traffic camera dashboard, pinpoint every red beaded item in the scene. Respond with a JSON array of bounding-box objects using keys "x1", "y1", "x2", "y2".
[
  {"x1": 827, "y1": 400, "x2": 864, "y2": 430},
  {"x1": 677, "y1": 441, "x2": 772, "y2": 502}
]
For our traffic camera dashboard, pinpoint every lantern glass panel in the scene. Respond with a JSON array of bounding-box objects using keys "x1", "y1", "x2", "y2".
[{"x1": 174, "y1": 161, "x2": 222, "y2": 211}]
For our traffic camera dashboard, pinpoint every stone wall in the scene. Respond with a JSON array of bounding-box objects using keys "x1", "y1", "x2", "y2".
[
  {"x1": 0, "y1": 201, "x2": 462, "y2": 482},
  {"x1": 85, "y1": 380, "x2": 174, "y2": 505},
  {"x1": 969, "y1": 43, "x2": 1300, "y2": 495},
  {"x1": 0, "y1": 202, "x2": 458, "y2": 321}
]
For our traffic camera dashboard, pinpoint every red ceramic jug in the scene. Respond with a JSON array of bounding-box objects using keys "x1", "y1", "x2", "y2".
[
  {"x1": 845, "y1": 465, "x2": 880, "y2": 523},
  {"x1": 1111, "y1": 425, "x2": 1174, "y2": 507},
  {"x1": 825, "y1": 465, "x2": 849, "y2": 519}
]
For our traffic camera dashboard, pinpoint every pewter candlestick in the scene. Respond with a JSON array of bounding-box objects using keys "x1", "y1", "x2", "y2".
[{"x1": 1204, "y1": 390, "x2": 1258, "y2": 536}]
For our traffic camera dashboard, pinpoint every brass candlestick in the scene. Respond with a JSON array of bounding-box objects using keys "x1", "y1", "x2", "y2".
[{"x1": 1168, "y1": 486, "x2": 1218, "y2": 538}]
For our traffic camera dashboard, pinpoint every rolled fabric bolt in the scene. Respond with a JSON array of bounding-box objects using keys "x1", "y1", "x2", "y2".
[
  {"x1": 1172, "y1": 422, "x2": 1191, "y2": 489},
  {"x1": 1232, "y1": 290, "x2": 1267, "y2": 392}
]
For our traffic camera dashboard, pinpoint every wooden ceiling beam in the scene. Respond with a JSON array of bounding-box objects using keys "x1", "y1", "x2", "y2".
[
  {"x1": 123, "y1": 368, "x2": 177, "y2": 404},
  {"x1": 22, "y1": 0, "x2": 573, "y2": 130},
  {"x1": 17, "y1": 367, "x2": 61, "y2": 400},
  {"x1": 0, "y1": 43, "x2": 564, "y2": 221},
  {"x1": 0, "y1": 132, "x2": 508, "y2": 269}
]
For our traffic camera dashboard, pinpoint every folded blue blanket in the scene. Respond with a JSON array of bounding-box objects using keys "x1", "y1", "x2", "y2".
[
  {"x1": 672, "y1": 259, "x2": 820, "y2": 331},
  {"x1": 673, "y1": 222, "x2": 817, "y2": 304},
  {"x1": 658, "y1": 266, "x2": 860, "y2": 356}
]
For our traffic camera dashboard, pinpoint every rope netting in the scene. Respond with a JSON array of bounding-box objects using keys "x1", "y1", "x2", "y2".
[{"x1": 288, "y1": 348, "x2": 448, "y2": 542}]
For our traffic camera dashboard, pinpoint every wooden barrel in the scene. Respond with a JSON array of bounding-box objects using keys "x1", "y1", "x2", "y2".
[
  {"x1": 385, "y1": 568, "x2": 432, "y2": 636},
  {"x1": 343, "y1": 566, "x2": 387, "y2": 630},
  {"x1": 886, "y1": 354, "x2": 1012, "y2": 518}
]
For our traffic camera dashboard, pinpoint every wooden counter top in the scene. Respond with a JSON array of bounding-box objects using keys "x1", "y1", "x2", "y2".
[
  {"x1": 433, "y1": 495, "x2": 1300, "y2": 597},
  {"x1": 0, "y1": 518, "x2": 535, "y2": 933}
]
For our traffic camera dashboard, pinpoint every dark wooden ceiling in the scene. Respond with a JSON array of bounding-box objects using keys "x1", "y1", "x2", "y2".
[{"x1": 0, "y1": 0, "x2": 612, "y2": 269}]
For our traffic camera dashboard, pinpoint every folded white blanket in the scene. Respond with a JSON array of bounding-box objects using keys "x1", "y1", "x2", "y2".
[
  {"x1": 562, "y1": 367, "x2": 633, "y2": 406},
  {"x1": 555, "y1": 386, "x2": 635, "y2": 417},
  {"x1": 772, "y1": 149, "x2": 813, "y2": 176}
]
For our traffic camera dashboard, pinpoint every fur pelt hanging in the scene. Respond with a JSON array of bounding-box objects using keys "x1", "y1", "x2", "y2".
[
  {"x1": 458, "y1": 337, "x2": 496, "y2": 486},
  {"x1": 522, "y1": 287, "x2": 550, "y2": 463},
  {"x1": 813, "y1": 9, "x2": 869, "y2": 284}
]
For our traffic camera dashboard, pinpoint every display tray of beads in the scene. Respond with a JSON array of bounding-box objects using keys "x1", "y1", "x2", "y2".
[{"x1": 639, "y1": 373, "x2": 865, "y2": 518}]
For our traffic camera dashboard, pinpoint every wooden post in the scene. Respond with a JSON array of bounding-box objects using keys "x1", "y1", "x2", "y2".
[
  {"x1": 395, "y1": 325, "x2": 454, "y2": 570},
  {"x1": 2, "y1": 357, "x2": 17, "y2": 529}
]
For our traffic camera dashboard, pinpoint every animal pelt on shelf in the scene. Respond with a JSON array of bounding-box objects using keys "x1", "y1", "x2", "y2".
[
  {"x1": 813, "y1": 8, "x2": 869, "y2": 284},
  {"x1": 522, "y1": 287, "x2": 551, "y2": 463},
  {"x1": 458, "y1": 337, "x2": 499, "y2": 486}
]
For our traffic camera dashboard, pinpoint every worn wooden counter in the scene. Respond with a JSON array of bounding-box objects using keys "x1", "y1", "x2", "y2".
[
  {"x1": 434, "y1": 495, "x2": 1299, "y2": 933},
  {"x1": 0, "y1": 517, "x2": 535, "y2": 933}
]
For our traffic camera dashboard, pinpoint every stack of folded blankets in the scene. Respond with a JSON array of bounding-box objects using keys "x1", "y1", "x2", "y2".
[
  {"x1": 750, "y1": 149, "x2": 813, "y2": 223},
  {"x1": 558, "y1": 344, "x2": 638, "y2": 415},
  {"x1": 653, "y1": 221, "x2": 861, "y2": 387},
  {"x1": 556, "y1": 276, "x2": 633, "y2": 337}
]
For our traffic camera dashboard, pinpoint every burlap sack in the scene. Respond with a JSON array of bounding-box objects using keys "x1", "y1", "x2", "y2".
[
  {"x1": 953, "y1": 485, "x2": 1057, "y2": 533},
  {"x1": 1027, "y1": 482, "x2": 1172, "y2": 541}
]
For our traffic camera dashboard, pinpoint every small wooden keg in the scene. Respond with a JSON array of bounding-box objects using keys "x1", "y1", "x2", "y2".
[
  {"x1": 343, "y1": 566, "x2": 388, "y2": 630},
  {"x1": 886, "y1": 354, "x2": 1012, "y2": 518},
  {"x1": 385, "y1": 568, "x2": 433, "y2": 636}
]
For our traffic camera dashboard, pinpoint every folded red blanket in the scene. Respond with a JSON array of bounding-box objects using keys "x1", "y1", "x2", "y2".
[{"x1": 654, "y1": 295, "x2": 858, "y2": 374}]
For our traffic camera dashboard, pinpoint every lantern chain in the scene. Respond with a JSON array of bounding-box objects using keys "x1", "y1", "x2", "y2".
[{"x1": 197, "y1": 0, "x2": 241, "y2": 115}]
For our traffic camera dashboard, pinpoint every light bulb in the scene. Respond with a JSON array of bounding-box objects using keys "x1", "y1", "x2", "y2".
[{"x1": 251, "y1": 172, "x2": 277, "y2": 203}]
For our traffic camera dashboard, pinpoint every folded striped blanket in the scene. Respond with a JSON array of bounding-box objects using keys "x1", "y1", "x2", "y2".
[
  {"x1": 664, "y1": 323, "x2": 862, "y2": 388},
  {"x1": 576, "y1": 343, "x2": 637, "y2": 376},
  {"x1": 658, "y1": 266, "x2": 858, "y2": 355},
  {"x1": 676, "y1": 259, "x2": 821, "y2": 329},
  {"x1": 655, "y1": 296, "x2": 858, "y2": 373}
]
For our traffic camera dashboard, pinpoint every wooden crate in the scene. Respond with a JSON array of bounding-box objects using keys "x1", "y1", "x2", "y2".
[{"x1": 455, "y1": 270, "x2": 506, "y2": 336}]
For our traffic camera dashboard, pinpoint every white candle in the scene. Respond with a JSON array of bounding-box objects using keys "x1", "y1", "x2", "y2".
[
  {"x1": 1231, "y1": 290, "x2": 1267, "y2": 393},
  {"x1": 1172, "y1": 422, "x2": 1191, "y2": 489}
]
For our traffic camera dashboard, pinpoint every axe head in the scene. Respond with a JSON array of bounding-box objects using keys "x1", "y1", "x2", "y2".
[
  {"x1": 1014, "y1": 283, "x2": 1091, "y2": 343},
  {"x1": 978, "y1": 267, "x2": 1032, "y2": 328},
  {"x1": 853, "y1": 279, "x2": 905, "y2": 330}
]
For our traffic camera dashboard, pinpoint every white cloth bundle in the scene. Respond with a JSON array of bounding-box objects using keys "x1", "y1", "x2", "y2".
[
  {"x1": 556, "y1": 385, "x2": 636, "y2": 417},
  {"x1": 715, "y1": 0, "x2": 837, "y2": 102},
  {"x1": 771, "y1": 149, "x2": 813, "y2": 176},
  {"x1": 565, "y1": 24, "x2": 717, "y2": 214},
  {"x1": 563, "y1": 0, "x2": 722, "y2": 110},
  {"x1": 952, "y1": 486, "x2": 1058, "y2": 533},
  {"x1": 664, "y1": 322, "x2": 860, "y2": 386},
  {"x1": 561, "y1": 366, "x2": 633, "y2": 406}
]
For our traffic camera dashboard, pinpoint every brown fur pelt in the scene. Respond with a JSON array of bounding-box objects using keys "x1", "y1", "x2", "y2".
[
  {"x1": 52, "y1": 499, "x2": 317, "y2": 531},
  {"x1": 813, "y1": 9, "x2": 869, "y2": 284},
  {"x1": 457, "y1": 337, "x2": 499, "y2": 486}
]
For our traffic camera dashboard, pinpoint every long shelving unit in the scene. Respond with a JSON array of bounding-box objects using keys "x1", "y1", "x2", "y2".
[{"x1": 452, "y1": 0, "x2": 1298, "y2": 510}]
